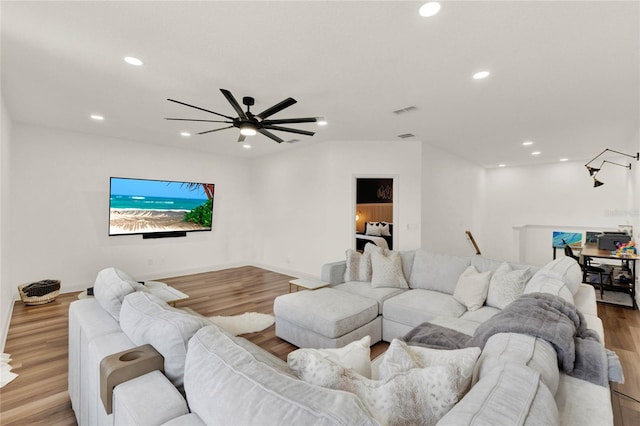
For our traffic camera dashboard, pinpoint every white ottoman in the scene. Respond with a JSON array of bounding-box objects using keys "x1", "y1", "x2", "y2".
[{"x1": 274, "y1": 288, "x2": 381, "y2": 348}]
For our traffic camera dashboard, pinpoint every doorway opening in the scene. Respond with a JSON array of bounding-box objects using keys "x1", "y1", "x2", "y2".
[{"x1": 354, "y1": 177, "x2": 395, "y2": 251}]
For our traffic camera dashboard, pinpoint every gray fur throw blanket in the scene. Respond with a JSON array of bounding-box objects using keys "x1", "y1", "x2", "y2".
[{"x1": 404, "y1": 293, "x2": 623, "y2": 387}]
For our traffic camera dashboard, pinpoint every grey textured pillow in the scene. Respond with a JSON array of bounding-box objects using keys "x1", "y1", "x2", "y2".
[
  {"x1": 486, "y1": 263, "x2": 532, "y2": 309},
  {"x1": 370, "y1": 252, "x2": 409, "y2": 288},
  {"x1": 119, "y1": 292, "x2": 209, "y2": 389},
  {"x1": 344, "y1": 249, "x2": 372, "y2": 282},
  {"x1": 290, "y1": 350, "x2": 458, "y2": 425},
  {"x1": 93, "y1": 267, "x2": 139, "y2": 320}
]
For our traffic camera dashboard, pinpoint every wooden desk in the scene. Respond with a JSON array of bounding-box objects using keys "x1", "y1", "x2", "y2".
[{"x1": 581, "y1": 243, "x2": 637, "y2": 309}]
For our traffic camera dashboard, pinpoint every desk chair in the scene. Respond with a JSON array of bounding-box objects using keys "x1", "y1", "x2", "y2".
[{"x1": 563, "y1": 240, "x2": 612, "y2": 298}]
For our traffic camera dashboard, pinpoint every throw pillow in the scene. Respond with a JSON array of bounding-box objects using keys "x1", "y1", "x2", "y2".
[
  {"x1": 370, "y1": 251, "x2": 409, "y2": 289},
  {"x1": 93, "y1": 267, "x2": 140, "y2": 320},
  {"x1": 379, "y1": 339, "x2": 481, "y2": 398},
  {"x1": 365, "y1": 222, "x2": 382, "y2": 236},
  {"x1": 344, "y1": 249, "x2": 372, "y2": 282},
  {"x1": 290, "y1": 350, "x2": 458, "y2": 426},
  {"x1": 486, "y1": 262, "x2": 532, "y2": 309},
  {"x1": 524, "y1": 270, "x2": 574, "y2": 304},
  {"x1": 453, "y1": 265, "x2": 492, "y2": 311},
  {"x1": 288, "y1": 335, "x2": 372, "y2": 378},
  {"x1": 538, "y1": 257, "x2": 582, "y2": 295},
  {"x1": 119, "y1": 291, "x2": 210, "y2": 389},
  {"x1": 379, "y1": 222, "x2": 392, "y2": 237}
]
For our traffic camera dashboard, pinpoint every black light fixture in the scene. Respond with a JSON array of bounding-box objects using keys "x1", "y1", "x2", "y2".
[{"x1": 584, "y1": 149, "x2": 639, "y2": 188}]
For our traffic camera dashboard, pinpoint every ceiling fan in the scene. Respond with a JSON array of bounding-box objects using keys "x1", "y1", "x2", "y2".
[{"x1": 165, "y1": 89, "x2": 319, "y2": 143}]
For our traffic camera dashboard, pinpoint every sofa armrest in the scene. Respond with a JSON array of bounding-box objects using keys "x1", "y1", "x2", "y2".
[
  {"x1": 321, "y1": 261, "x2": 346, "y2": 285},
  {"x1": 113, "y1": 370, "x2": 189, "y2": 426},
  {"x1": 100, "y1": 344, "x2": 164, "y2": 414}
]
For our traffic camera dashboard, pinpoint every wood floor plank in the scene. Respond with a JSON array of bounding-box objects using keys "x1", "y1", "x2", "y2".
[{"x1": 0, "y1": 267, "x2": 638, "y2": 425}]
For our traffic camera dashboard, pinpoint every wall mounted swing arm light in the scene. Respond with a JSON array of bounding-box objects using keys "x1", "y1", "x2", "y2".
[{"x1": 584, "y1": 148, "x2": 639, "y2": 188}]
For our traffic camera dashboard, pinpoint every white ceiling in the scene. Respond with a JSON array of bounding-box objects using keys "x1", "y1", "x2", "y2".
[{"x1": 1, "y1": 1, "x2": 638, "y2": 167}]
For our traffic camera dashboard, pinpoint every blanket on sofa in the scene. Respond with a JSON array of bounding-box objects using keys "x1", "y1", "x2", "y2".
[{"x1": 404, "y1": 293, "x2": 623, "y2": 387}]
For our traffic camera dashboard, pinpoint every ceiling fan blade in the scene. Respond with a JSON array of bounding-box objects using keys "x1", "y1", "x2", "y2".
[
  {"x1": 257, "y1": 128, "x2": 284, "y2": 143},
  {"x1": 167, "y1": 99, "x2": 234, "y2": 120},
  {"x1": 165, "y1": 118, "x2": 233, "y2": 123},
  {"x1": 237, "y1": 134, "x2": 246, "y2": 143},
  {"x1": 197, "y1": 125, "x2": 234, "y2": 135},
  {"x1": 261, "y1": 117, "x2": 318, "y2": 125},
  {"x1": 256, "y1": 97, "x2": 297, "y2": 120},
  {"x1": 262, "y1": 125, "x2": 315, "y2": 136},
  {"x1": 220, "y1": 89, "x2": 248, "y2": 120}
]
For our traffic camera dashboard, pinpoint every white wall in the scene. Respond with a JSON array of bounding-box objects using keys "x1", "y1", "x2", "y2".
[
  {"x1": 250, "y1": 140, "x2": 422, "y2": 277},
  {"x1": 9, "y1": 124, "x2": 254, "y2": 294},
  {"x1": 483, "y1": 160, "x2": 630, "y2": 265},
  {"x1": 1, "y1": 97, "x2": 13, "y2": 351},
  {"x1": 421, "y1": 143, "x2": 486, "y2": 256}
]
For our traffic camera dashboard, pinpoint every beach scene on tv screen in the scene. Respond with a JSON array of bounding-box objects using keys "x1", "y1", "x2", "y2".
[{"x1": 109, "y1": 178, "x2": 214, "y2": 235}]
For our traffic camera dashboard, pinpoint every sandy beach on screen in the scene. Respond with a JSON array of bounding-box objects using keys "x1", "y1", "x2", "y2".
[{"x1": 109, "y1": 209, "x2": 208, "y2": 234}]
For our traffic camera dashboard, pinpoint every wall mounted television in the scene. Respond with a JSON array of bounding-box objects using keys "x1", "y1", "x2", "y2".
[{"x1": 109, "y1": 177, "x2": 215, "y2": 238}]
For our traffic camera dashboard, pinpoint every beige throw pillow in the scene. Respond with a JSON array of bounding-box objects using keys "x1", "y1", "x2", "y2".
[
  {"x1": 370, "y1": 251, "x2": 409, "y2": 289},
  {"x1": 379, "y1": 339, "x2": 481, "y2": 398},
  {"x1": 288, "y1": 336, "x2": 372, "y2": 378},
  {"x1": 290, "y1": 349, "x2": 458, "y2": 426},
  {"x1": 453, "y1": 265, "x2": 492, "y2": 311},
  {"x1": 486, "y1": 263, "x2": 531, "y2": 309}
]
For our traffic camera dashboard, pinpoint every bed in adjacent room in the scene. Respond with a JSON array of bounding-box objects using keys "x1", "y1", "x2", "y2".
[{"x1": 356, "y1": 221, "x2": 393, "y2": 250}]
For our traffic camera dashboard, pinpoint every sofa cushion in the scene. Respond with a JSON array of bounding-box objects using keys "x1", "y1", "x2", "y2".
[
  {"x1": 474, "y1": 333, "x2": 560, "y2": 395},
  {"x1": 409, "y1": 250, "x2": 471, "y2": 294},
  {"x1": 537, "y1": 256, "x2": 582, "y2": 295},
  {"x1": 94, "y1": 267, "x2": 143, "y2": 320},
  {"x1": 290, "y1": 349, "x2": 458, "y2": 426},
  {"x1": 184, "y1": 325, "x2": 377, "y2": 425},
  {"x1": 399, "y1": 250, "x2": 415, "y2": 283},
  {"x1": 438, "y1": 363, "x2": 558, "y2": 426},
  {"x1": 119, "y1": 292, "x2": 210, "y2": 389},
  {"x1": 383, "y1": 289, "x2": 467, "y2": 327},
  {"x1": 524, "y1": 270, "x2": 574, "y2": 304},
  {"x1": 344, "y1": 249, "x2": 371, "y2": 282},
  {"x1": 333, "y1": 281, "x2": 405, "y2": 315},
  {"x1": 379, "y1": 339, "x2": 481, "y2": 398},
  {"x1": 573, "y1": 284, "x2": 597, "y2": 316},
  {"x1": 453, "y1": 265, "x2": 492, "y2": 311},
  {"x1": 471, "y1": 256, "x2": 536, "y2": 274},
  {"x1": 459, "y1": 306, "x2": 501, "y2": 324},
  {"x1": 486, "y1": 262, "x2": 532, "y2": 309},
  {"x1": 371, "y1": 251, "x2": 409, "y2": 288},
  {"x1": 288, "y1": 336, "x2": 372, "y2": 378},
  {"x1": 274, "y1": 288, "x2": 378, "y2": 339}
]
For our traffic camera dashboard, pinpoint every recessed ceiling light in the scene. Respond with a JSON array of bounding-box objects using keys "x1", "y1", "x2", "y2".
[
  {"x1": 531, "y1": 151, "x2": 541, "y2": 156},
  {"x1": 124, "y1": 56, "x2": 143, "y2": 66},
  {"x1": 180, "y1": 131, "x2": 191, "y2": 137},
  {"x1": 498, "y1": 164, "x2": 506, "y2": 168},
  {"x1": 317, "y1": 117, "x2": 328, "y2": 126},
  {"x1": 90, "y1": 114, "x2": 104, "y2": 121},
  {"x1": 419, "y1": 2, "x2": 441, "y2": 17},
  {"x1": 559, "y1": 158, "x2": 569, "y2": 162},
  {"x1": 522, "y1": 141, "x2": 534, "y2": 146},
  {"x1": 242, "y1": 144, "x2": 251, "y2": 149},
  {"x1": 473, "y1": 70, "x2": 490, "y2": 80}
]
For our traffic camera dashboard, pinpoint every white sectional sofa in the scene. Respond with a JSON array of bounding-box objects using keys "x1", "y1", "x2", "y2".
[{"x1": 70, "y1": 253, "x2": 615, "y2": 426}]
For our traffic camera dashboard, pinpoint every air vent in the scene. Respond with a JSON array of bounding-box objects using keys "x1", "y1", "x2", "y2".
[
  {"x1": 397, "y1": 133, "x2": 415, "y2": 139},
  {"x1": 285, "y1": 139, "x2": 301, "y2": 144},
  {"x1": 393, "y1": 106, "x2": 418, "y2": 115}
]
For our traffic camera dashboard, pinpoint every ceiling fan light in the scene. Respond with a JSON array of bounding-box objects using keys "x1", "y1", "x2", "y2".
[
  {"x1": 419, "y1": 2, "x2": 441, "y2": 17},
  {"x1": 316, "y1": 117, "x2": 328, "y2": 126},
  {"x1": 240, "y1": 125, "x2": 257, "y2": 136}
]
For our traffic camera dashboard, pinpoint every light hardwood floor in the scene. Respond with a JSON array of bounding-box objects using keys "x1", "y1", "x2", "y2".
[{"x1": 0, "y1": 266, "x2": 638, "y2": 425}]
